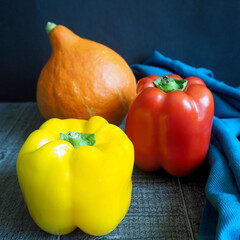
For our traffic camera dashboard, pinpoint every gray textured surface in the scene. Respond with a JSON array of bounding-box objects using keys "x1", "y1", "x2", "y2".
[{"x1": 0, "y1": 103, "x2": 209, "y2": 239}]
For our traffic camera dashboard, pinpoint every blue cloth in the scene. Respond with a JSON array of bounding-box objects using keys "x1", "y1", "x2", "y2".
[{"x1": 131, "y1": 51, "x2": 240, "y2": 240}]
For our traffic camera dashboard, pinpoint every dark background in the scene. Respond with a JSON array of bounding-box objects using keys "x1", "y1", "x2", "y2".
[{"x1": 1, "y1": 0, "x2": 240, "y2": 102}]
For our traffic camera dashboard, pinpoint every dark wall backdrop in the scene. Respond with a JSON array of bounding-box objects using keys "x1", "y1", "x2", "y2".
[{"x1": 1, "y1": 0, "x2": 240, "y2": 102}]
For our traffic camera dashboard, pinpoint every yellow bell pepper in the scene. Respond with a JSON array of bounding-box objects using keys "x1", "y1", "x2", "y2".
[{"x1": 16, "y1": 116, "x2": 134, "y2": 236}]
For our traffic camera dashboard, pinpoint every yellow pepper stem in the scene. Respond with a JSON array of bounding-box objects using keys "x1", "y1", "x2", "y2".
[{"x1": 60, "y1": 131, "x2": 96, "y2": 148}]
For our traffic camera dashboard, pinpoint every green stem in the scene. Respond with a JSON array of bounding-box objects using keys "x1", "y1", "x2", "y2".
[
  {"x1": 60, "y1": 131, "x2": 96, "y2": 148},
  {"x1": 153, "y1": 76, "x2": 188, "y2": 93},
  {"x1": 46, "y1": 22, "x2": 57, "y2": 35}
]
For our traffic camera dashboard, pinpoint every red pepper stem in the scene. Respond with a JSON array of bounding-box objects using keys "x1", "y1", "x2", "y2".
[{"x1": 153, "y1": 76, "x2": 188, "y2": 93}]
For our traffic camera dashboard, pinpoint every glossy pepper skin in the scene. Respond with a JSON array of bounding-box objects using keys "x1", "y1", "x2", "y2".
[
  {"x1": 17, "y1": 116, "x2": 134, "y2": 236},
  {"x1": 125, "y1": 74, "x2": 214, "y2": 177}
]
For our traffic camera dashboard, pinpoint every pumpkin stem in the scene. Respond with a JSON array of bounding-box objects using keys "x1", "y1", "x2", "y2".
[{"x1": 46, "y1": 22, "x2": 57, "y2": 35}]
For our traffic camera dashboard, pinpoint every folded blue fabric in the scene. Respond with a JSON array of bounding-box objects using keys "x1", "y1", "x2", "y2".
[{"x1": 131, "y1": 51, "x2": 240, "y2": 240}]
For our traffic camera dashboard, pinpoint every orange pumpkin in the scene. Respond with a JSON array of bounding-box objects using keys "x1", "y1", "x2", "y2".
[{"x1": 37, "y1": 22, "x2": 136, "y2": 126}]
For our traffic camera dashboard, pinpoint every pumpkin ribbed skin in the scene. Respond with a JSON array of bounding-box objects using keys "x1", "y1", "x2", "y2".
[{"x1": 37, "y1": 25, "x2": 136, "y2": 126}]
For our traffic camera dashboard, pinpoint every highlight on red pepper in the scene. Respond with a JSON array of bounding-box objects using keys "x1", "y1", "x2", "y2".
[{"x1": 125, "y1": 74, "x2": 214, "y2": 177}]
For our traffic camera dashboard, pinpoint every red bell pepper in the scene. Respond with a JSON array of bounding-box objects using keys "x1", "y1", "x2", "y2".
[{"x1": 125, "y1": 74, "x2": 214, "y2": 177}]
